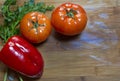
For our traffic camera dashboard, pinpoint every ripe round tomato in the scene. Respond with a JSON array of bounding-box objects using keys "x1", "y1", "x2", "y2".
[
  {"x1": 51, "y1": 3, "x2": 87, "y2": 36},
  {"x1": 20, "y1": 12, "x2": 52, "y2": 43}
]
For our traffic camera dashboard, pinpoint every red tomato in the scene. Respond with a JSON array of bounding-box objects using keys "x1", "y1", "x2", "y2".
[
  {"x1": 20, "y1": 12, "x2": 52, "y2": 43},
  {"x1": 51, "y1": 3, "x2": 87, "y2": 36}
]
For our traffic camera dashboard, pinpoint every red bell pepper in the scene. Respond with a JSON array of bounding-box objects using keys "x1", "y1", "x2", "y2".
[{"x1": 0, "y1": 36, "x2": 44, "y2": 78}]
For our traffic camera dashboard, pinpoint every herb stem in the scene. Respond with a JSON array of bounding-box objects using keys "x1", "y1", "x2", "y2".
[
  {"x1": 19, "y1": 76, "x2": 23, "y2": 81},
  {"x1": 3, "y1": 69, "x2": 8, "y2": 81}
]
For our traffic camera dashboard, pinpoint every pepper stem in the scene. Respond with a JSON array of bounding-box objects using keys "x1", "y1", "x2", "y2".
[{"x1": 66, "y1": 9, "x2": 77, "y2": 18}]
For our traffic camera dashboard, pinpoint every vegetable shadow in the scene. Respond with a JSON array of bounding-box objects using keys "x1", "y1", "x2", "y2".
[{"x1": 53, "y1": 31, "x2": 81, "y2": 42}]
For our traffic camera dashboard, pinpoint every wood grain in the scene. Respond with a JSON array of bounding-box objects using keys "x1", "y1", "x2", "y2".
[{"x1": 0, "y1": 0, "x2": 120, "y2": 81}]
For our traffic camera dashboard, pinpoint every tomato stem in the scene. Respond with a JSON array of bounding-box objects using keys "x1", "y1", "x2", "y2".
[
  {"x1": 31, "y1": 16, "x2": 45, "y2": 29},
  {"x1": 66, "y1": 9, "x2": 77, "y2": 18},
  {"x1": 33, "y1": 21, "x2": 39, "y2": 28}
]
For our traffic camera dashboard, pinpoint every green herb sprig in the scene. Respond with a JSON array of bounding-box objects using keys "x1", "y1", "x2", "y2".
[{"x1": 0, "y1": 0, "x2": 54, "y2": 43}]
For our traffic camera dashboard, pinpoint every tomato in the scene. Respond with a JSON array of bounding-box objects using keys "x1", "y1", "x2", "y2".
[
  {"x1": 20, "y1": 12, "x2": 52, "y2": 43},
  {"x1": 51, "y1": 3, "x2": 87, "y2": 36}
]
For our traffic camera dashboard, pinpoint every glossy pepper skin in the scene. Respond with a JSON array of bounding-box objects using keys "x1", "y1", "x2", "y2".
[{"x1": 0, "y1": 36, "x2": 44, "y2": 78}]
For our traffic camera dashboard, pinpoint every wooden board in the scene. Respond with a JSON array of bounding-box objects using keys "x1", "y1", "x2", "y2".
[{"x1": 0, "y1": 0, "x2": 120, "y2": 81}]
